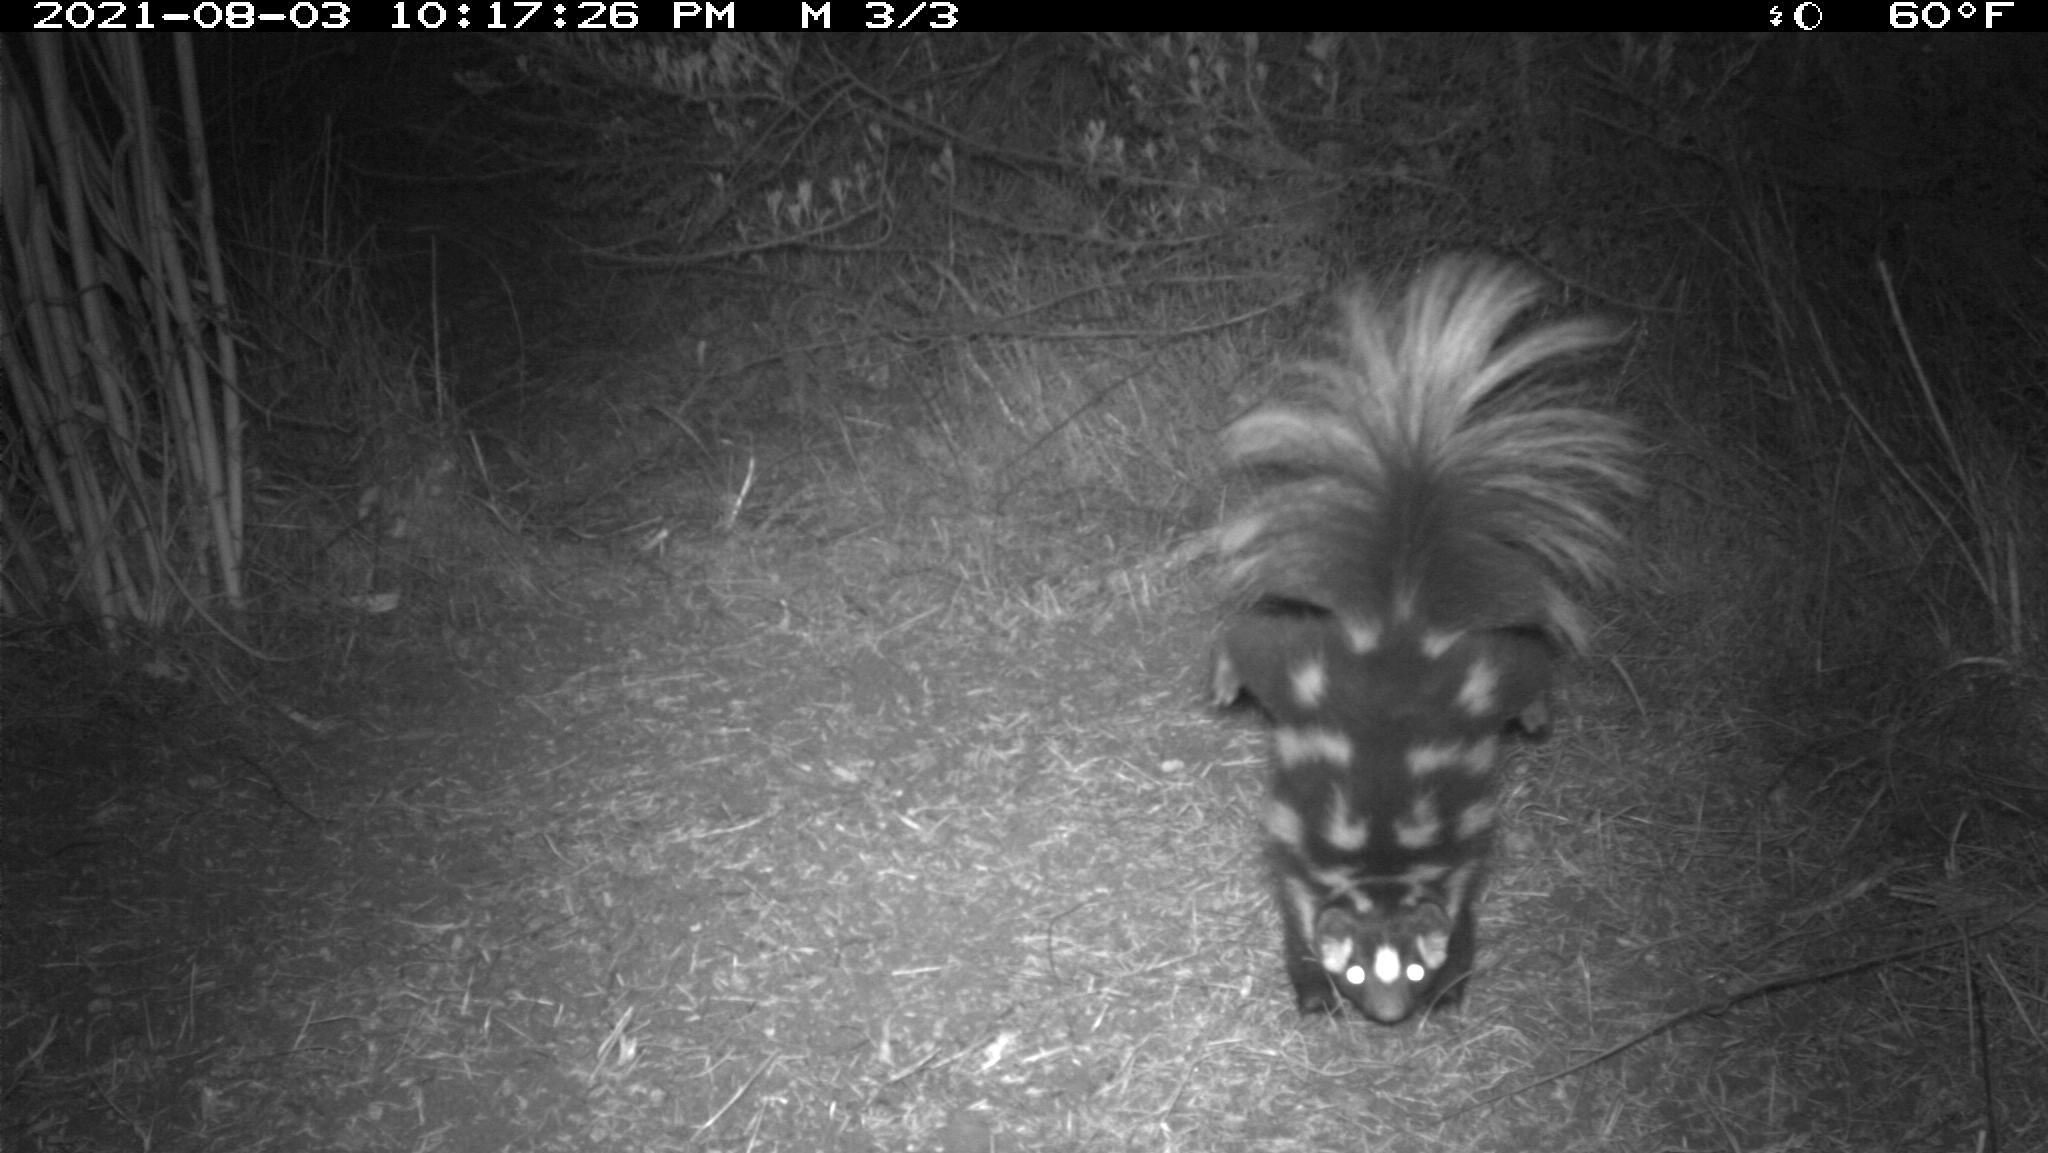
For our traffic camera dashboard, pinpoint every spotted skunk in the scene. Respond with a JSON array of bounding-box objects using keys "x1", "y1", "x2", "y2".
[{"x1": 1215, "y1": 256, "x2": 1639, "y2": 1023}]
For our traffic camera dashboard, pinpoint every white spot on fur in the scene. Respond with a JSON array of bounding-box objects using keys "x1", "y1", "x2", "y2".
[
  {"x1": 1211, "y1": 651, "x2": 1242, "y2": 706},
  {"x1": 1400, "y1": 862, "x2": 1451, "y2": 886},
  {"x1": 1410, "y1": 736, "x2": 1500, "y2": 776},
  {"x1": 1276, "y1": 726, "x2": 1353, "y2": 768},
  {"x1": 1456, "y1": 798, "x2": 1497, "y2": 841},
  {"x1": 1456, "y1": 657, "x2": 1499, "y2": 716},
  {"x1": 1217, "y1": 515, "x2": 1262, "y2": 557},
  {"x1": 1342, "y1": 616, "x2": 1381, "y2": 653},
  {"x1": 1421, "y1": 629, "x2": 1463, "y2": 658},
  {"x1": 1416, "y1": 931, "x2": 1449, "y2": 969},
  {"x1": 1265, "y1": 801, "x2": 1306, "y2": 848},
  {"x1": 1392, "y1": 587, "x2": 1418, "y2": 624},
  {"x1": 1406, "y1": 741, "x2": 1465, "y2": 775},
  {"x1": 1283, "y1": 876, "x2": 1319, "y2": 944},
  {"x1": 1309, "y1": 865, "x2": 1352, "y2": 891},
  {"x1": 1372, "y1": 945, "x2": 1402, "y2": 984},
  {"x1": 1319, "y1": 933, "x2": 1354, "y2": 974},
  {"x1": 1322, "y1": 786, "x2": 1369, "y2": 851},
  {"x1": 1395, "y1": 794, "x2": 1441, "y2": 849},
  {"x1": 1289, "y1": 658, "x2": 1327, "y2": 708}
]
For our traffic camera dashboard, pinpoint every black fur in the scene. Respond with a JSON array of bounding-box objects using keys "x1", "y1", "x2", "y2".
[{"x1": 1217, "y1": 257, "x2": 1639, "y2": 1023}]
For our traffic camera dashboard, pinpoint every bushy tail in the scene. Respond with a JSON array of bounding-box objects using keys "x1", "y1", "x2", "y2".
[{"x1": 1218, "y1": 256, "x2": 1640, "y2": 653}]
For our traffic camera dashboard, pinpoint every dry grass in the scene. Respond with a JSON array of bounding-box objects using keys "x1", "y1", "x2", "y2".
[
  {"x1": 7, "y1": 31, "x2": 2045, "y2": 1153},
  {"x1": 8, "y1": 470, "x2": 2043, "y2": 1150}
]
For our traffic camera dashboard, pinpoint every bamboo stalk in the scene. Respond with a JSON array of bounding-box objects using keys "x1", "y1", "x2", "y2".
[
  {"x1": 2, "y1": 32, "x2": 247, "y2": 639},
  {"x1": 175, "y1": 30, "x2": 245, "y2": 607}
]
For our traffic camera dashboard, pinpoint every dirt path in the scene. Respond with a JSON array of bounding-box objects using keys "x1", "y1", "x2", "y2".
[{"x1": 6, "y1": 540, "x2": 1254, "y2": 1151}]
